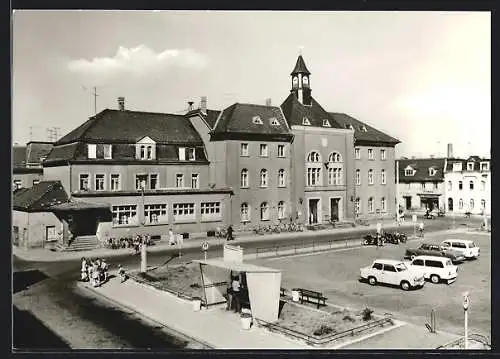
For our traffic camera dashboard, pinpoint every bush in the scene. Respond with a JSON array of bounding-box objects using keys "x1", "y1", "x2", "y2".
[
  {"x1": 343, "y1": 315, "x2": 355, "y2": 322},
  {"x1": 313, "y1": 324, "x2": 335, "y2": 336},
  {"x1": 189, "y1": 283, "x2": 201, "y2": 289},
  {"x1": 362, "y1": 308, "x2": 374, "y2": 321}
]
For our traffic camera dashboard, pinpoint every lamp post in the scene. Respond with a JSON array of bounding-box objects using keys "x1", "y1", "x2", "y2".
[
  {"x1": 463, "y1": 292, "x2": 470, "y2": 349},
  {"x1": 140, "y1": 181, "x2": 147, "y2": 273}
]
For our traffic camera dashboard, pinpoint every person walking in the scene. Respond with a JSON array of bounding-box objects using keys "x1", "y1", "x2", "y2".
[
  {"x1": 101, "y1": 259, "x2": 109, "y2": 282},
  {"x1": 226, "y1": 225, "x2": 234, "y2": 241},
  {"x1": 419, "y1": 221, "x2": 424, "y2": 237},
  {"x1": 80, "y1": 257, "x2": 88, "y2": 282},
  {"x1": 376, "y1": 222, "x2": 383, "y2": 246},
  {"x1": 168, "y1": 228, "x2": 176, "y2": 246},
  {"x1": 118, "y1": 264, "x2": 127, "y2": 283}
]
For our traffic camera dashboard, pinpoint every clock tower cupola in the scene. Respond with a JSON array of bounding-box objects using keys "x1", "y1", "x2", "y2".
[{"x1": 290, "y1": 55, "x2": 312, "y2": 106}]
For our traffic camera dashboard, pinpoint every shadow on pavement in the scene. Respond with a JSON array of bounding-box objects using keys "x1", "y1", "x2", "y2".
[{"x1": 13, "y1": 270, "x2": 49, "y2": 294}]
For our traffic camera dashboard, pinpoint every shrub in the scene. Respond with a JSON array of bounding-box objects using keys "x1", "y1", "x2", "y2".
[
  {"x1": 362, "y1": 308, "x2": 374, "y2": 321},
  {"x1": 189, "y1": 283, "x2": 201, "y2": 289},
  {"x1": 313, "y1": 324, "x2": 334, "y2": 336},
  {"x1": 343, "y1": 315, "x2": 355, "y2": 322}
]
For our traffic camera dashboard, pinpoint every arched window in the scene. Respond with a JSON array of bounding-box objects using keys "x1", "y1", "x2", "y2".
[
  {"x1": 328, "y1": 152, "x2": 343, "y2": 186},
  {"x1": 459, "y1": 181, "x2": 463, "y2": 190},
  {"x1": 355, "y1": 169, "x2": 361, "y2": 185},
  {"x1": 481, "y1": 199, "x2": 486, "y2": 209},
  {"x1": 368, "y1": 197, "x2": 374, "y2": 213},
  {"x1": 278, "y1": 201, "x2": 286, "y2": 219},
  {"x1": 459, "y1": 199, "x2": 464, "y2": 210},
  {"x1": 278, "y1": 169, "x2": 286, "y2": 187},
  {"x1": 448, "y1": 181, "x2": 452, "y2": 191},
  {"x1": 260, "y1": 169, "x2": 268, "y2": 187},
  {"x1": 469, "y1": 181, "x2": 474, "y2": 190},
  {"x1": 381, "y1": 197, "x2": 386, "y2": 212},
  {"x1": 306, "y1": 152, "x2": 322, "y2": 186},
  {"x1": 380, "y1": 169, "x2": 386, "y2": 185},
  {"x1": 481, "y1": 181, "x2": 486, "y2": 191},
  {"x1": 470, "y1": 199, "x2": 474, "y2": 210},
  {"x1": 140, "y1": 145, "x2": 145, "y2": 159},
  {"x1": 368, "y1": 169, "x2": 374, "y2": 185},
  {"x1": 448, "y1": 198, "x2": 454, "y2": 211},
  {"x1": 307, "y1": 151, "x2": 321, "y2": 162},
  {"x1": 328, "y1": 152, "x2": 342, "y2": 163},
  {"x1": 240, "y1": 169, "x2": 249, "y2": 188},
  {"x1": 241, "y1": 203, "x2": 250, "y2": 222},
  {"x1": 260, "y1": 202, "x2": 269, "y2": 221},
  {"x1": 146, "y1": 146, "x2": 152, "y2": 159}
]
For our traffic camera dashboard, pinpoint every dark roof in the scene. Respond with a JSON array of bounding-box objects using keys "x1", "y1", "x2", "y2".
[
  {"x1": 26, "y1": 142, "x2": 54, "y2": 165},
  {"x1": 50, "y1": 200, "x2": 110, "y2": 211},
  {"x1": 445, "y1": 157, "x2": 490, "y2": 172},
  {"x1": 280, "y1": 93, "x2": 342, "y2": 128},
  {"x1": 186, "y1": 108, "x2": 221, "y2": 130},
  {"x1": 291, "y1": 55, "x2": 311, "y2": 75},
  {"x1": 45, "y1": 142, "x2": 81, "y2": 163},
  {"x1": 13, "y1": 146, "x2": 27, "y2": 167},
  {"x1": 330, "y1": 112, "x2": 400, "y2": 145},
  {"x1": 398, "y1": 158, "x2": 446, "y2": 182},
  {"x1": 13, "y1": 181, "x2": 69, "y2": 212},
  {"x1": 56, "y1": 109, "x2": 204, "y2": 145},
  {"x1": 213, "y1": 103, "x2": 291, "y2": 136}
]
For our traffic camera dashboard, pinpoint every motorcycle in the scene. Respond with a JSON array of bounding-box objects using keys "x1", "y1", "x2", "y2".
[{"x1": 362, "y1": 234, "x2": 379, "y2": 246}]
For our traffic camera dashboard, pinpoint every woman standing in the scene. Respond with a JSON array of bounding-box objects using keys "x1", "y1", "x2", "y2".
[{"x1": 80, "y1": 257, "x2": 88, "y2": 282}]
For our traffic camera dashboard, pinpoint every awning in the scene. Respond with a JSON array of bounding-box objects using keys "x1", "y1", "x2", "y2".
[
  {"x1": 50, "y1": 200, "x2": 110, "y2": 211},
  {"x1": 193, "y1": 259, "x2": 281, "y2": 273}
]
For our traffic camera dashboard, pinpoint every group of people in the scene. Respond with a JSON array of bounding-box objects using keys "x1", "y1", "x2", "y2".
[{"x1": 81, "y1": 257, "x2": 109, "y2": 287}]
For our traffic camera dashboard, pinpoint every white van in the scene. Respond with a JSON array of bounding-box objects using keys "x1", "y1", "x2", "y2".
[
  {"x1": 441, "y1": 239, "x2": 480, "y2": 259},
  {"x1": 409, "y1": 255, "x2": 458, "y2": 284}
]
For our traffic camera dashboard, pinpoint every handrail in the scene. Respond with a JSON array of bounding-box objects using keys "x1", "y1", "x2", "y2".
[{"x1": 436, "y1": 333, "x2": 491, "y2": 349}]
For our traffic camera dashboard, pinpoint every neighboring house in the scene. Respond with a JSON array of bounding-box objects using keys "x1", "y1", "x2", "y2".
[
  {"x1": 396, "y1": 157, "x2": 446, "y2": 212},
  {"x1": 12, "y1": 141, "x2": 53, "y2": 190},
  {"x1": 42, "y1": 101, "x2": 233, "y2": 243},
  {"x1": 444, "y1": 156, "x2": 490, "y2": 215}
]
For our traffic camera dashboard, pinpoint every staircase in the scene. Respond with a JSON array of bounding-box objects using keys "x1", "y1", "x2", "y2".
[{"x1": 55, "y1": 235, "x2": 101, "y2": 252}]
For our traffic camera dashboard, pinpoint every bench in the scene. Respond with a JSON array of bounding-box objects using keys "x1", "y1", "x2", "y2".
[{"x1": 296, "y1": 288, "x2": 327, "y2": 309}]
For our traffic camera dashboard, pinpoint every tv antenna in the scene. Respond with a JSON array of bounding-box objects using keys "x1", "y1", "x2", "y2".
[{"x1": 82, "y1": 85, "x2": 100, "y2": 115}]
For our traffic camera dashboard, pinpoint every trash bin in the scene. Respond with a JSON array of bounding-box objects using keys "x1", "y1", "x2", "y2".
[
  {"x1": 292, "y1": 289, "x2": 300, "y2": 302},
  {"x1": 192, "y1": 298, "x2": 202, "y2": 312},
  {"x1": 240, "y1": 313, "x2": 252, "y2": 330}
]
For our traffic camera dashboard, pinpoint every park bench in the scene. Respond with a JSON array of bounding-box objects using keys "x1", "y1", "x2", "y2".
[{"x1": 296, "y1": 288, "x2": 328, "y2": 309}]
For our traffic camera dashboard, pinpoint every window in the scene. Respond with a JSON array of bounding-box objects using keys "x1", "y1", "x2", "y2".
[
  {"x1": 322, "y1": 119, "x2": 331, "y2": 127},
  {"x1": 421, "y1": 183, "x2": 425, "y2": 190},
  {"x1": 412, "y1": 259, "x2": 424, "y2": 266},
  {"x1": 368, "y1": 148, "x2": 374, "y2": 160},
  {"x1": 278, "y1": 169, "x2": 286, "y2": 187},
  {"x1": 187, "y1": 148, "x2": 196, "y2": 161},
  {"x1": 381, "y1": 197, "x2": 386, "y2": 212},
  {"x1": 135, "y1": 174, "x2": 148, "y2": 190},
  {"x1": 79, "y1": 174, "x2": 90, "y2": 191},
  {"x1": 191, "y1": 174, "x2": 199, "y2": 189},
  {"x1": 368, "y1": 197, "x2": 374, "y2": 213},
  {"x1": 426, "y1": 260, "x2": 444, "y2": 269},
  {"x1": 260, "y1": 202, "x2": 270, "y2": 221},
  {"x1": 302, "y1": 117, "x2": 311, "y2": 125},
  {"x1": 270, "y1": 117, "x2": 280, "y2": 126},
  {"x1": 329, "y1": 152, "x2": 341, "y2": 163},
  {"x1": 453, "y1": 162, "x2": 462, "y2": 171},
  {"x1": 88, "y1": 144, "x2": 97, "y2": 159},
  {"x1": 368, "y1": 169, "x2": 374, "y2": 185},
  {"x1": 481, "y1": 199, "x2": 486, "y2": 209},
  {"x1": 241, "y1": 203, "x2": 250, "y2": 222},
  {"x1": 467, "y1": 162, "x2": 474, "y2": 171},
  {"x1": 140, "y1": 145, "x2": 146, "y2": 159},
  {"x1": 278, "y1": 201, "x2": 286, "y2": 219},
  {"x1": 383, "y1": 264, "x2": 397, "y2": 272},
  {"x1": 448, "y1": 181, "x2": 452, "y2": 191},
  {"x1": 307, "y1": 151, "x2": 321, "y2": 162},
  {"x1": 144, "y1": 204, "x2": 167, "y2": 224},
  {"x1": 241, "y1": 169, "x2": 249, "y2": 188},
  {"x1": 405, "y1": 167, "x2": 414, "y2": 176},
  {"x1": 372, "y1": 262, "x2": 383, "y2": 270},
  {"x1": 13, "y1": 179, "x2": 22, "y2": 190},
  {"x1": 32, "y1": 179, "x2": 40, "y2": 186},
  {"x1": 277, "y1": 144, "x2": 285, "y2": 157},
  {"x1": 459, "y1": 199, "x2": 463, "y2": 210},
  {"x1": 434, "y1": 182, "x2": 438, "y2": 190},
  {"x1": 481, "y1": 181, "x2": 486, "y2": 191},
  {"x1": 110, "y1": 174, "x2": 120, "y2": 191},
  {"x1": 458, "y1": 181, "x2": 463, "y2": 190},
  {"x1": 103, "y1": 144, "x2": 112, "y2": 159},
  {"x1": 380, "y1": 169, "x2": 386, "y2": 184},
  {"x1": 178, "y1": 147, "x2": 186, "y2": 161},
  {"x1": 176, "y1": 174, "x2": 184, "y2": 188},
  {"x1": 355, "y1": 198, "x2": 361, "y2": 214},
  {"x1": 173, "y1": 203, "x2": 195, "y2": 222},
  {"x1": 146, "y1": 146, "x2": 152, "y2": 160},
  {"x1": 240, "y1": 143, "x2": 249, "y2": 156},
  {"x1": 112, "y1": 205, "x2": 138, "y2": 226},
  {"x1": 328, "y1": 168, "x2": 342, "y2": 185},
  {"x1": 95, "y1": 174, "x2": 105, "y2": 191},
  {"x1": 201, "y1": 202, "x2": 221, "y2": 220},
  {"x1": 407, "y1": 183, "x2": 411, "y2": 190},
  {"x1": 260, "y1": 144, "x2": 268, "y2": 157},
  {"x1": 359, "y1": 125, "x2": 367, "y2": 132},
  {"x1": 252, "y1": 116, "x2": 263, "y2": 124},
  {"x1": 150, "y1": 174, "x2": 159, "y2": 190},
  {"x1": 260, "y1": 169, "x2": 268, "y2": 187},
  {"x1": 469, "y1": 181, "x2": 474, "y2": 190},
  {"x1": 380, "y1": 149, "x2": 386, "y2": 160},
  {"x1": 307, "y1": 168, "x2": 321, "y2": 186},
  {"x1": 429, "y1": 168, "x2": 436, "y2": 176},
  {"x1": 355, "y1": 169, "x2": 361, "y2": 185},
  {"x1": 470, "y1": 199, "x2": 474, "y2": 210},
  {"x1": 480, "y1": 162, "x2": 489, "y2": 171},
  {"x1": 355, "y1": 148, "x2": 360, "y2": 159}
]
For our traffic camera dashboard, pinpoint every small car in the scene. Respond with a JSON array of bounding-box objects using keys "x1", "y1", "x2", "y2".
[
  {"x1": 404, "y1": 242, "x2": 465, "y2": 263},
  {"x1": 441, "y1": 239, "x2": 480, "y2": 259},
  {"x1": 408, "y1": 255, "x2": 458, "y2": 284},
  {"x1": 359, "y1": 259, "x2": 425, "y2": 291}
]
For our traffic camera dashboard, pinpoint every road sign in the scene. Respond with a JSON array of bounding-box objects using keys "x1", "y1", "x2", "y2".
[
  {"x1": 463, "y1": 292, "x2": 470, "y2": 310},
  {"x1": 412, "y1": 214, "x2": 417, "y2": 223},
  {"x1": 202, "y1": 241, "x2": 209, "y2": 251}
]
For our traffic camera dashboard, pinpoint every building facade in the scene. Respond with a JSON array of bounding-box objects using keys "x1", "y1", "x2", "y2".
[
  {"x1": 12, "y1": 141, "x2": 53, "y2": 190},
  {"x1": 444, "y1": 156, "x2": 490, "y2": 215}
]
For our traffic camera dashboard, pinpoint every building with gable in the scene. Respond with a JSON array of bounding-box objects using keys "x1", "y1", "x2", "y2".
[{"x1": 12, "y1": 141, "x2": 54, "y2": 190}]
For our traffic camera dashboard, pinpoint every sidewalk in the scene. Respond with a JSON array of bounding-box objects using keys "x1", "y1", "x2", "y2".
[{"x1": 13, "y1": 219, "x2": 416, "y2": 262}]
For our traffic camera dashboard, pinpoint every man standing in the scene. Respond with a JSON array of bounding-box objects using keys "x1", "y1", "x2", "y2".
[
  {"x1": 419, "y1": 221, "x2": 424, "y2": 237},
  {"x1": 227, "y1": 225, "x2": 234, "y2": 241},
  {"x1": 376, "y1": 222, "x2": 383, "y2": 246},
  {"x1": 168, "y1": 228, "x2": 176, "y2": 245},
  {"x1": 231, "y1": 275, "x2": 241, "y2": 313}
]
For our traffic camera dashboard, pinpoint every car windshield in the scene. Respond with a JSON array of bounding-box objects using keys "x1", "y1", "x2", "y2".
[
  {"x1": 395, "y1": 263, "x2": 407, "y2": 272},
  {"x1": 468, "y1": 242, "x2": 476, "y2": 248}
]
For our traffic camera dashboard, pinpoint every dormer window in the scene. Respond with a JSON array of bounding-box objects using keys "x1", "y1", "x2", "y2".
[
  {"x1": 322, "y1": 119, "x2": 331, "y2": 127},
  {"x1": 269, "y1": 117, "x2": 280, "y2": 126},
  {"x1": 405, "y1": 166, "x2": 415, "y2": 176},
  {"x1": 359, "y1": 125, "x2": 367, "y2": 132},
  {"x1": 136, "y1": 136, "x2": 156, "y2": 160},
  {"x1": 88, "y1": 144, "x2": 97, "y2": 159},
  {"x1": 480, "y1": 162, "x2": 489, "y2": 171},
  {"x1": 187, "y1": 148, "x2": 196, "y2": 161},
  {"x1": 302, "y1": 117, "x2": 311, "y2": 126},
  {"x1": 252, "y1": 116, "x2": 263, "y2": 124},
  {"x1": 103, "y1": 144, "x2": 112, "y2": 159},
  {"x1": 429, "y1": 168, "x2": 436, "y2": 176},
  {"x1": 453, "y1": 162, "x2": 462, "y2": 172},
  {"x1": 467, "y1": 162, "x2": 474, "y2": 171},
  {"x1": 345, "y1": 124, "x2": 354, "y2": 130}
]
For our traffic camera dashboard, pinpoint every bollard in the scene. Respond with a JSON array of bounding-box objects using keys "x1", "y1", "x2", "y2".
[{"x1": 431, "y1": 309, "x2": 436, "y2": 333}]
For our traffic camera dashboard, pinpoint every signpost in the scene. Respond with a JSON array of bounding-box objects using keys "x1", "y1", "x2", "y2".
[
  {"x1": 202, "y1": 241, "x2": 209, "y2": 260},
  {"x1": 463, "y1": 291, "x2": 470, "y2": 349},
  {"x1": 412, "y1": 214, "x2": 417, "y2": 239}
]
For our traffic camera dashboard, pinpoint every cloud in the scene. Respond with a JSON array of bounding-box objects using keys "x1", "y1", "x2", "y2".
[{"x1": 67, "y1": 45, "x2": 209, "y2": 82}]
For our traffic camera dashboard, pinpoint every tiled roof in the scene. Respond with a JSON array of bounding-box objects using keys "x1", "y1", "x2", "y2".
[
  {"x1": 445, "y1": 157, "x2": 490, "y2": 172},
  {"x1": 330, "y1": 112, "x2": 400, "y2": 145},
  {"x1": 44, "y1": 142, "x2": 81, "y2": 163},
  {"x1": 56, "y1": 109, "x2": 204, "y2": 145},
  {"x1": 26, "y1": 142, "x2": 54, "y2": 165},
  {"x1": 280, "y1": 93, "x2": 342, "y2": 128},
  {"x1": 13, "y1": 146, "x2": 27, "y2": 167},
  {"x1": 398, "y1": 158, "x2": 446, "y2": 182},
  {"x1": 213, "y1": 103, "x2": 291, "y2": 136},
  {"x1": 13, "y1": 181, "x2": 69, "y2": 212},
  {"x1": 291, "y1": 55, "x2": 311, "y2": 75},
  {"x1": 50, "y1": 200, "x2": 110, "y2": 211}
]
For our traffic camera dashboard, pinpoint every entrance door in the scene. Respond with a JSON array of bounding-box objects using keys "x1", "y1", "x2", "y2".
[
  {"x1": 45, "y1": 226, "x2": 57, "y2": 242},
  {"x1": 448, "y1": 198, "x2": 454, "y2": 211},
  {"x1": 404, "y1": 196, "x2": 412, "y2": 210},
  {"x1": 330, "y1": 198, "x2": 340, "y2": 222},
  {"x1": 308, "y1": 199, "x2": 319, "y2": 224}
]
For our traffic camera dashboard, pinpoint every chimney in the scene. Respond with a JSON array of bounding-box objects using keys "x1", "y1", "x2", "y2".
[
  {"x1": 447, "y1": 143, "x2": 453, "y2": 158},
  {"x1": 200, "y1": 96, "x2": 207, "y2": 113},
  {"x1": 117, "y1": 97, "x2": 125, "y2": 111},
  {"x1": 188, "y1": 101, "x2": 195, "y2": 111},
  {"x1": 265, "y1": 98, "x2": 272, "y2": 106}
]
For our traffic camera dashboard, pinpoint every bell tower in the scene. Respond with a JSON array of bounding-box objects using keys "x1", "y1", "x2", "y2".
[{"x1": 290, "y1": 55, "x2": 312, "y2": 106}]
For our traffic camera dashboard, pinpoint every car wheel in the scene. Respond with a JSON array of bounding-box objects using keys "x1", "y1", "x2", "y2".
[
  {"x1": 400, "y1": 281, "x2": 410, "y2": 291},
  {"x1": 363, "y1": 239, "x2": 369, "y2": 245},
  {"x1": 430, "y1": 274, "x2": 440, "y2": 284},
  {"x1": 410, "y1": 255, "x2": 416, "y2": 261},
  {"x1": 368, "y1": 276, "x2": 377, "y2": 286}
]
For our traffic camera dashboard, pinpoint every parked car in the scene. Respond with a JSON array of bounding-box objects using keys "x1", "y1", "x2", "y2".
[
  {"x1": 441, "y1": 239, "x2": 480, "y2": 259},
  {"x1": 359, "y1": 259, "x2": 425, "y2": 291},
  {"x1": 408, "y1": 255, "x2": 458, "y2": 284},
  {"x1": 404, "y1": 242, "x2": 465, "y2": 263}
]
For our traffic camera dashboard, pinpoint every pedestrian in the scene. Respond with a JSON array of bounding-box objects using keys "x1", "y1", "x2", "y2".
[
  {"x1": 118, "y1": 264, "x2": 127, "y2": 283},
  {"x1": 231, "y1": 274, "x2": 241, "y2": 313},
  {"x1": 101, "y1": 259, "x2": 108, "y2": 282},
  {"x1": 91, "y1": 261, "x2": 100, "y2": 287},
  {"x1": 169, "y1": 228, "x2": 176, "y2": 245},
  {"x1": 227, "y1": 225, "x2": 234, "y2": 241},
  {"x1": 419, "y1": 221, "x2": 424, "y2": 237},
  {"x1": 376, "y1": 222, "x2": 383, "y2": 246},
  {"x1": 80, "y1": 257, "x2": 88, "y2": 282}
]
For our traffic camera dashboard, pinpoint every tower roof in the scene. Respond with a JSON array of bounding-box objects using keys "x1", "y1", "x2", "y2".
[{"x1": 290, "y1": 55, "x2": 311, "y2": 76}]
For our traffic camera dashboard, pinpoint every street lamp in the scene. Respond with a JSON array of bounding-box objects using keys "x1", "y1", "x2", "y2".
[{"x1": 140, "y1": 180, "x2": 147, "y2": 273}]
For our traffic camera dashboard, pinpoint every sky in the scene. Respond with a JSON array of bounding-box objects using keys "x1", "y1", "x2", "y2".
[{"x1": 12, "y1": 11, "x2": 491, "y2": 158}]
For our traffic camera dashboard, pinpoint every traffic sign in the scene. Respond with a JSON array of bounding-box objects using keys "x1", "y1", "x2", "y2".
[
  {"x1": 202, "y1": 241, "x2": 209, "y2": 251},
  {"x1": 412, "y1": 214, "x2": 417, "y2": 223},
  {"x1": 463, "y1": 292, "x2": 470, "y2": 310}
]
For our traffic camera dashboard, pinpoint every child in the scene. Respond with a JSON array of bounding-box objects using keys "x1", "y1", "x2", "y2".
[{"x1": 118, "y1": 265, "x2": 127, "y2": 283}]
